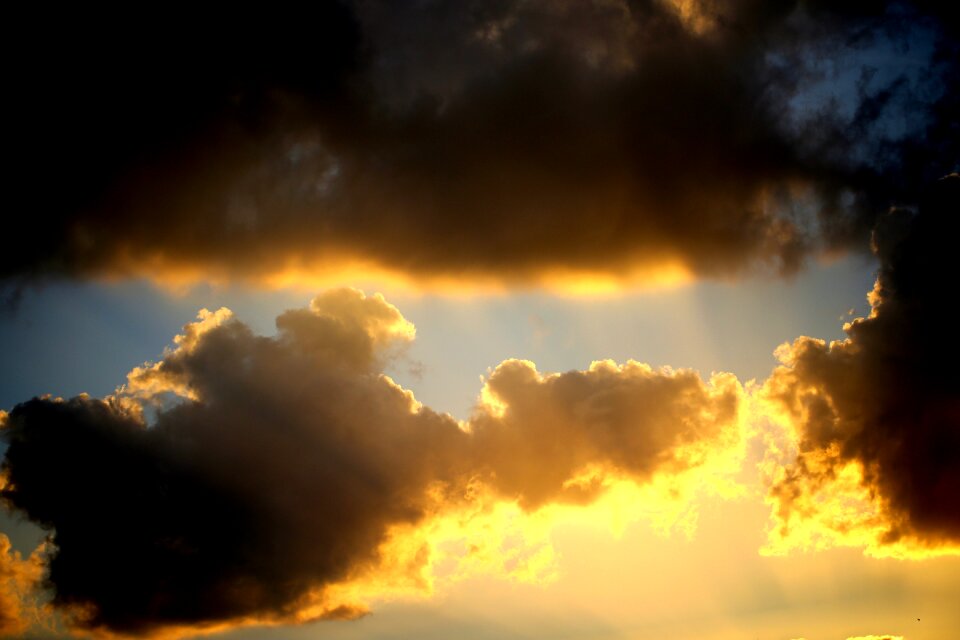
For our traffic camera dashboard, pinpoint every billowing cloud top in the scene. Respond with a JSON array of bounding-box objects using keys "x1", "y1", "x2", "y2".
[
  {"x1": 4, "y1": 1, "x2": 958, "y2": 292},
  {"x1": 761, "y1": 174, "x2": 960, "y2": 557},
  {"x1": 0, "y1": 289, "x2": 745, "y2": 636}
]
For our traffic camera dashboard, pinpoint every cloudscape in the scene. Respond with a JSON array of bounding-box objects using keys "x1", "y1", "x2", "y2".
[{"x1": 1, "y1": 1, "x2": 958, "y2": 639}]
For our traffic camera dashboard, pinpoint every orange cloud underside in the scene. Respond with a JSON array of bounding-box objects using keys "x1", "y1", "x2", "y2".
[{"x1": 98, "y1": 251, "x2": 695, "y2": 298}]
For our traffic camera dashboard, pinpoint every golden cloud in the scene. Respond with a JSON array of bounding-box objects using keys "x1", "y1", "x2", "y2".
[
  {"x1": 0, "y1": 533, "x2": 46, "y2": 637},
  {"x1": 1, "y1": 288, "x2": 747, "y2": 638},
  {"x1": 758, "y1": 176, "x2": 960, "y2": 558}
]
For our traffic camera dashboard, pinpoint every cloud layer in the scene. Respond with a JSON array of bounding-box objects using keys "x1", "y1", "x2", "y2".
[
  {"x1": 1, "y1": 289, "x2": 744, "y2": 636},
  {"x1": 762, "y1": 174, "x2": 960, "y2": 556},
  {"x1": 4, "y1": 1, "x2": 957, "y2": 291}
]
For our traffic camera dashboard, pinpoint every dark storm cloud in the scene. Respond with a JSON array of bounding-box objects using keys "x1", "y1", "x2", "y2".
[
  {"x1": 0, "y1": 289, "x2": 743, "y2": 636},
  {"x1": 764, "y1": 174, "x2": 960, "y2": 550},
  {"x1": 3, "y1": 1, "x2": 957, "y2": 289}
]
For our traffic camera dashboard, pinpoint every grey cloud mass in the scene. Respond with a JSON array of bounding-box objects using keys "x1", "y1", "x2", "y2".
[
  {"x1": 3, "y1": 1, "x2": 957, "y2": 292},
  {"x1": 0, "y1": 289, "x2": 743, "y2": 636}
]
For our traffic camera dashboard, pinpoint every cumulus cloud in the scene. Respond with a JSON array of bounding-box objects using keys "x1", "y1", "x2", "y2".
[
  {"x1": 3, "y1": 1, "x2": 957, "y2": 293},
  {"x1": 761, "y1": 174, "x2": 960, "y2": 557},
  {"x1": 0, "y1": 532, "x2": 44, "y2": 637},
  {"x1": 470, "y1": 359, "x2": 742, "y2": 509},
  {"x1": 0, "y1": 289, "x2": 745, "y2": 637}
]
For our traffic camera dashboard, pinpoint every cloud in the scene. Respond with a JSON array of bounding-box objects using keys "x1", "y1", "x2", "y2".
[
  {"x1": 0, "y1": 289, "x2": 745, "y2": 637},
  {"x1": 760, "y1": 174, "x2": 960, "y2": 557},
  {"x1": 0, "y1": 532, "x2": 45, "y2": 637},
  {"x1": 3, "y1": 2, "x2": 957, "y2": 293},
  {"x1": 470, "y1": 358, "x2": 742, "y2": 509}
]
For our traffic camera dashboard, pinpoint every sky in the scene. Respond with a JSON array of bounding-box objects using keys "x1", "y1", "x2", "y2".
[{"x1": 1, "y1": 2, "x2": 959, "y2": 639}]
